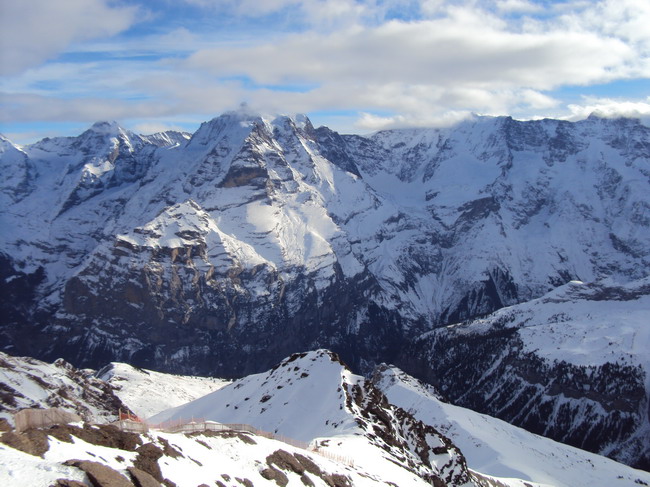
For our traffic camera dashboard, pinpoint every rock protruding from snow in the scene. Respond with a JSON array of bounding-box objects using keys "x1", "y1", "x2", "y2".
[{"x1": 0, "y1": 352, "x2": 131, "y2": 425}]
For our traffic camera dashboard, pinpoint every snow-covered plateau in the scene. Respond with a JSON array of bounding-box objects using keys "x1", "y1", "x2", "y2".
[{"x1": 1, "y1": 110, "x2": 649, "y2": 472}]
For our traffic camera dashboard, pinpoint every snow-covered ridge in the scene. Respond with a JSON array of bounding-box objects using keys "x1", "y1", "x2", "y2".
[
  {"x1": 373, "y1": 364, "x2": 650, "y2": 487},
  {"x1": 460, "y1": 277, "x2": 650, "y2": 368},
  {"x1": 150, "y1": 349, "x2": 476, "y2": 486},
  {"x1": 406, "y1": 277, "x2": 650, "y2": 470}
]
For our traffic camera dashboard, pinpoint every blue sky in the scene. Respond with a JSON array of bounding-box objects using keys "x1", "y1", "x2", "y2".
[{"x1": 1, "y1": 0, "x2": 649, "y2": 143}]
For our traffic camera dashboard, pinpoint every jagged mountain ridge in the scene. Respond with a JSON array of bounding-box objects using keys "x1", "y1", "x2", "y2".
[{"x1": 1, "y1": 111, "x2": 648, "y2": 378}]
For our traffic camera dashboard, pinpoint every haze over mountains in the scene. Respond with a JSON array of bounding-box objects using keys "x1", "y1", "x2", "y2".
[{"x1": 1, "y1": 110, "x2": 649, "y2": 471}]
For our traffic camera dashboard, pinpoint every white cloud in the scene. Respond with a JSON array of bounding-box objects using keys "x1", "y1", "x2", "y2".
[
  {"x1": 1, "y1": 0, "x2": 649, "y2": 134},
  {"x1": 0, "y1": 92, "x2": 175, "y2": 124},
  {"x1": 565, "y1": 96, "x2": 650, "y2": 121},
  {"x1": 355, "y1": 110, "x2": 474, "y2": 131},
  {"x1": 0, "y1": 0, "x2": 138, "y2": 75},
  {"x1": 495, "y1": 0, "x2": 542, "y2": 13},
  {"x1": 568, "y1": 0, "x2": 650, "y2": 47},
  {"x1": 185, "y1": 18, "x2": 631, "y2": 89}
]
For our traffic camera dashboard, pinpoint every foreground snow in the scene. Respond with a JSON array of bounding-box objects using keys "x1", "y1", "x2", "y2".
[
  {"x1": 2, "y1": 348, "x2": 650, "y2": 486},
  {"x1": 0, "y1": 423, "x2": 417, "y2": 487}
]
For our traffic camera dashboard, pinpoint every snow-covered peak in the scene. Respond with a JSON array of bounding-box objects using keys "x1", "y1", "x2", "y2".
[
  {"x1": 186, "y1": 111, "x2": 264, "y2": 149},
  {"x1": 149, "y1": 349, "x2": 357, "y2": 441},
  {"x1": 0, "y1": 134, "x2": 26, "y2": 157},
  {"x1": 0, "y1": 133, "x2": 20, "y2": 150},
  {"x1": 87, "y1": 120, "x2": 124, "y2": 135},
  {"x1": 150, "y1": 349, "x2": 475, "y2": 486},
  {"x1": 78, "y1": 120, "x2": 139, "y2": 148},
  {"x1": 293, "y1": 113, "x2": 314, "y2": 131}
]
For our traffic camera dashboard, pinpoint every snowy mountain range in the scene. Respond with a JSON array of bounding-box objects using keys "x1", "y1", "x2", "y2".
[{"x1": 1, "y1": 110, "x2": 649, "y2": 470}]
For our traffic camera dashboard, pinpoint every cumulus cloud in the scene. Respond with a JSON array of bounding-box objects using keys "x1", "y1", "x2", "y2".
[{"x1": 0, "y1": 0, "x2": 138, "y2": 75}]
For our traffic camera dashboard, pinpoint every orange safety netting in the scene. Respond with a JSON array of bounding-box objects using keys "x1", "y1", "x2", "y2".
[{"x1": 118, "y1": 410, "x2": 142, "y2": 422}]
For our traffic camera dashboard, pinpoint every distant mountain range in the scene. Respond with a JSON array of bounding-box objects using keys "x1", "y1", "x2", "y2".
[{"x1": 1, "y1": 111, "x2": 649, "y2": 469}]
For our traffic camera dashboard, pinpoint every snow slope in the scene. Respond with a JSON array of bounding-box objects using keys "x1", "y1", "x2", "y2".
[
  {"x1": 374, "y1": 365, "x2": 650, "y2": 487},
  {"x1": 0, "y1": 422, "x2": 425, "y2": 487},
  {"x1": 97, "y1": 362, "x2": 229, "y2": 419}
]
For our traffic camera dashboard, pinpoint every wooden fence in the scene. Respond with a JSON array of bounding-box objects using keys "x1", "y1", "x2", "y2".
[
  {"x1": 113, "y1": 419, "x2": 149, "y2": 433},
  {"x1": 14, "y1": 408, "x2": 82, "y2": 433},
  {"x1": 11, "y1": 409, "x2": 354, "y2": 467}
]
